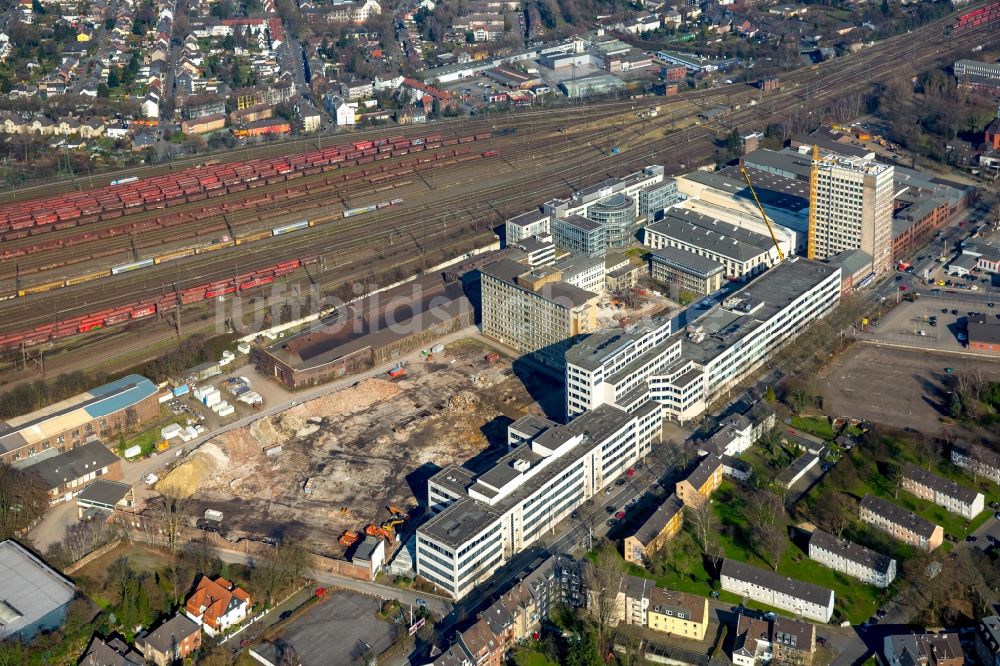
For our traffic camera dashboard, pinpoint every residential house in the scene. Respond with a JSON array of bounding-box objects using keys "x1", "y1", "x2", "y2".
[
  {"x1": 859, "y1": 495, "x2": 943, "y2": 552},
  {"x1": 901, "y1": 462, "x2": 985, "y2": 519},
  {"x1": 324, "y1": 94, "x2": 355, "y2": 125},
  {"x1": 675, "y1": 455, "x2": 723, "y2": 508},
  {"x1": 647, "y1": 587, "x2": 709, "y2": 641},
  {"x1": 623, "y1": 494, "x2": 683, "y2": 566},
  {"x1": 24, "y1": 440, "x2": 123, "y2": 505},
  {"x1": 808, "y1": 529, "x2": 896, "y2": 588},
  {"x1": 183, "y1": 575, "x2": 251, "y2": 636},
  {"x1": 977, "y1": 616, "x2": 1000, "y2": 666},
  {"x1": 137, "y1": 613, "x2": 202, "y2": 666},
  {"x1": 456, "y1": 614, "x2": 506, "y2": 666},
  {"x1": 720, "y1": 559, "x2": 835, "y2": 623},
  {"x1": 884, "y1": 633, "x2": 964, "y2": 666},
  {"x1": 732, "y1": 613, "x2": 816, "y2": 666},
  {"x1": 80, "y1": 635, "x2": 144, "y2": 665},
  {"x1": 952, "y1": 443, "x2": 1000, "y2": 484}
]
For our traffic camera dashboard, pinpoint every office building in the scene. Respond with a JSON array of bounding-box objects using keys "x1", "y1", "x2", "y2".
[
  {"x1": 859, "y1": 495, "x2": 943, "y2": 552},
  {"x1": 644, "y1": 209, "x2": 782, "y2": 280},
  {"x1": 480, "y1": 258, "x2": 600, "y2": 373},
  {"x1": 648, "y1": 245, "x2": 725, "y2": 295},
  {"x1": 720, "y1": 559, "x2": 835, "y2": 623},
  {"x1": 0, "y1": 374, "x2": 159, "y2": 465},
  {"x1": 510, "y1": 236, "x2": 557, "y2": 268},
  {"x1": 552, "y1": 215, "x2": 606, "y2": 257},
  {"x1": 552, "y1": 253, "x2": 605, "y2": 293},
  {"x1": 808, "y1": 153, "x2": 895, "y2": 275},
  {"x1": 586, "y1": 193, "x2": 637, "y2": 248},
  {"x1": 647, "y1": 587, "x2": 709, "y2": 640},
  {"x1": 901, "y1": 462, "x2": 984, "y2": 519},
  {"x1": 417, "y1": 403, "x2": 662, "y2": 598},
  {"x1": 807, "y1": 529, "x2": 896, "y2": 588},
  {"x1": 0, "y1": 540, "x2": 76, "y2": 642},
  {"x1": 506, "y1": 209, "x2": 551, "y2": 244},
  {"x1": 623, "y1": 494, "x2": 683, "y2": 566},
  {"x1": 639, "y1": 178, "x2": 679, "y2": 220},
  {"x1": 884, "y1": 633, "x2": 964, "y2": 666},
  {"x1": 566, "y1": 258, "x2": 840, "y2": 421}
]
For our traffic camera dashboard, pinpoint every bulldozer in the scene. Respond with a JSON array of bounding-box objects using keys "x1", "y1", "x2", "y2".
[{"x1": 338, "y1": 530, "x2": 359, "y2": 547}]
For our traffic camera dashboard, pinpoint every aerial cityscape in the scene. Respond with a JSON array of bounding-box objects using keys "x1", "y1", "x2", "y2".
[{"x1": 0, "y1": 0, "x2": 998, "y2": 662}]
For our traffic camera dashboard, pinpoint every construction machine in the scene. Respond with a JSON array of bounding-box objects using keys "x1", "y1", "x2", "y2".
[
  {"x1": 338, "y1": 530, "x2": 359, "y2": 547},
  {"x1": 386, "y1": 505, "x2": 408, "y2": 519},
  {"x1": 381, "y1": 517, "x2": 405, "y2": 534},
  {"x1": 739, "y1": 166, "x2": 785, "y2": 261},
  {"x1": 364, "y1": 524, "x2": 394, "y2": 542}
]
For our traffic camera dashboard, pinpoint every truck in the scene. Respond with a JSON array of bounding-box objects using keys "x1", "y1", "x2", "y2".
[{"x1": 388, "y1": 365, "x2": 406, "y2": 379}]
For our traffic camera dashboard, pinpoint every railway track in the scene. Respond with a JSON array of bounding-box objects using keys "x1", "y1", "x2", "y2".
[{"x1": 0, "y1": 4, "x2": 995, "y2": 378}]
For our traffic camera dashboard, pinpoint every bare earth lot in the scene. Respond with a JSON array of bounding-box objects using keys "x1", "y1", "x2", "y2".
[
  {"x1": 152, "y1": 338, "x2": 560, "y2": 557},
  {"x1": 820, "y1": 343, "x2": 1000, "y2": 432}
]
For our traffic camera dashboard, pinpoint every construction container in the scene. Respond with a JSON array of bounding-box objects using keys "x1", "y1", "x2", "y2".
[
  {"x1": 204, "y1": 509, "x2": 224, "y2": 522},
  {"x1": 485, "y1": 352, "x2": 501, "y2": 364}
]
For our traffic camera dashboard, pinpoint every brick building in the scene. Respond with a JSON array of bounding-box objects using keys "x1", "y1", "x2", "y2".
[
  {"x1": 859, "y1": 494, "x2": 943, "y2": 552},
  {"x1": 0, "y1": 375, "x2": 159, "y2": 465}
]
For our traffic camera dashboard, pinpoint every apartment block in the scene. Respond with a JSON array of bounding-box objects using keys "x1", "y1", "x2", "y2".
[
  {"x1": 648, "y1": 245, "x2": 725, "y2": 296},
  {"x1": 808, "y1": 154, "x2": 895, "y2": 275},
  {"x1": 417, "y1": 404, "x2": 661, "y2": 598},
  {"x1": 676, "y1": 455, "x2": 723, "y2": 507},
  {"x1": 623, "y1": 494, "x2": 683, "y2": 566},
  {"x1": 720, "y1": 559, "x2": 835, "y2": 623},
  {"x1": 807, "y1": 529, "x2": 896, "y2": 588},
  {"x1": 951, "y1": 443, "x2": 1000, "y2": 485},
  {"x1": 859, "y1": 495, "x2": 943, "y2": 552},
  {"x1": 648, "y1": 587, "x2": 709, "y2": 641},
  {"x1": 901, "y1": 462, "x2": 985, "y2": 519},
  {"x1": 884, "y1": 633, "x2": 964, "y2": 666},
  {"x1": 480, "y1": 258, "x2": 599, "y2": 374},
  {"x1": 976, "y1": 616, "x2": 1000, "y2": 666},
  {"x1": 732, "y1": 613, "x2": 816, "y2": 666},
  {"x1": 566, "y1": 258, "x2": 841, "y2": 422}
]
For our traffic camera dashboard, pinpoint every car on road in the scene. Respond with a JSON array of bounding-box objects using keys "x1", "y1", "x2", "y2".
[
  {"x1": 615, "y1": 478, "x2": 627, "y2": 486},
  {"x1": 995, "y1": 511, "x2": 1000, "y2": 520},
  {"x1": 607, "y1": 518, "x2": 618, "y2": 527},
  {"x1": 945, "y1": 367, "x2": 954, "y2": 373},
  {"x1": 876, "y1": 609, "x2": 887, "y2": 618},
  {"x1": 966, "y1": 535, "x2": 977, "y2": 542},
  {"x1": 952, "y1": 309, "x2": 959, "y2": 315},
  {"x1": 279, "y1": 610, "x2": 294, "y2": 621},
  {"x1": 817, "y1": 637, "x2": 827, "y2": 646},
  {"x1": 615, "y1": 511, "x2": 626, "y2": 520},
  {"x1": 415, "y1": 598, "x2": 428, "y2": 608},
  {"x1": 942, "y1": 308, "x2": 949, "y2": 313},
  {"x1": 605, "y1": 505, "x2": 616, "y2": 513},
  {"x1": 625, "y1": 468, "x2": 636, "y2": 478}
]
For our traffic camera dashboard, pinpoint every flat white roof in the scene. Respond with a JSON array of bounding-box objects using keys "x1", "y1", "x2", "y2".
[{"x1": 0, "y1": 540, "x2": 76, "y2": 639}]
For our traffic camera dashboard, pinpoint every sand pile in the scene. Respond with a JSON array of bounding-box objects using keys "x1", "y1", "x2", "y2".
[{"x1": 156, "y1": 442, "x2": 230, "y2": 498}]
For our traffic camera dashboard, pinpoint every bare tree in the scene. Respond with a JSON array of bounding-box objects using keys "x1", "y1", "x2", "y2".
[
  {"x1": 0, "y1": 463, "x2": 49, "y2": 540},
  {"x1": 146, "y1": 492, "x2": 190, "y2": 555},
  {"x1": 584, "y1": 544, "x2": 625, "y2": 658},
  {"x1": 686, "y1": 499, "x2": 717, "y2": 556},
  {"x1": 812, "y1": 492, "x2": 854, "y2": 538}
]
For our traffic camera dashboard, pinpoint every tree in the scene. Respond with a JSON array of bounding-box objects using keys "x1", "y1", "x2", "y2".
[
  {"x1": 812, "y1": 492, "x2": 853, "y2": 538},
  {"x1": 146, "y1": 492, "x2": 189, "y2": 555},
  {"x1": 97, "y1": 83, "x2": 110, "y2": 98},
  {"x1": 107, "y1": 69, "x2": 120, "y2": 88},
  {"x1": 0, "y1": 463, "x2": 49, "y2": 540},
  {"x1": 764, "y1": 385, "x2": 776, "y2": 403},
  {"x1": 726, "y1": 127, "x2": 742, "y2": 156},
  {"x1": 686, "y1": 498, "x2": 717, "y2": 556},
  {"x1": 583, "y1": 544, "x2": 624, "y2": 658},
  {"x1": 250, "y1": 540, "x2": 309, "y2": 604}
]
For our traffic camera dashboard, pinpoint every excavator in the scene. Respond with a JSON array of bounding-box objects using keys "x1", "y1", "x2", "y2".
[{"x1": 365, "y1": 524, "x2": 395, "y2": 542}]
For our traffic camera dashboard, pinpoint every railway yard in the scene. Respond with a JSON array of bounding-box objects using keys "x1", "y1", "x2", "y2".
[{"x1": 0, "y1": 5, "x2": 996, "y2": 388}]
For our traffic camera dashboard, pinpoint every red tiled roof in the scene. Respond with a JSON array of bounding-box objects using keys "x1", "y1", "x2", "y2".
[{"x1": 185, "y1": 575, "x2": 251, "y2": 630}]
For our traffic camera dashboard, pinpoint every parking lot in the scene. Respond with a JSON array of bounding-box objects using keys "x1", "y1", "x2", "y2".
[{"x1": 861, "y1": 296, "x2": 1000, "y2": 353}]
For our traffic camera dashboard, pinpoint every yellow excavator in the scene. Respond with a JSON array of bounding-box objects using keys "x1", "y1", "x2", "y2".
[{"x1": 739, "y1": 166, "x2": 785, "y2": 261}]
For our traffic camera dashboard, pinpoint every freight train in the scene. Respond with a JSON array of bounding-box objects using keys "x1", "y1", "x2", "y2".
[
  {"x1": 0, "y1": 131, "x2": 493, "y2": 240},
  {"x1": 0, "y1": 259, "x2": 307, "y2": 350},
  {"x1": 946, "y1": 1, "x2": 1000, "y2": 35}
]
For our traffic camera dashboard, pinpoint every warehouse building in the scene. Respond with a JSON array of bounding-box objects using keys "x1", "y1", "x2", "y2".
[
  {"x1": 859, "y1": 495, "x2": 943, "y2": 552},
  {"x1": 559, "y1": 73, "x2": 625, "y2": 98},
  {"x1": 0, "y1": 540, "x2": 76, "y2": 642},
  {"x1": 254, "y1": 273, "x2": 474, "y2": 388},
  {"x1": 720, "y1": 559, "x2": 835, "y2": 623},
  {"x1": 565, "y1": 258, "x2": 840, "y2": 421},
  {"x1": 0, "y1": 374, "x2": 159, "y2": 466},
  {"x1": 417, "y1": 403, "x2": 661, "y2": 598},
  {"x1": 808, "y1": 529, "x2": 896, "y2": 588},
  {"x1": 479, "y1": 258, "x2": 599, "y2": 374}
]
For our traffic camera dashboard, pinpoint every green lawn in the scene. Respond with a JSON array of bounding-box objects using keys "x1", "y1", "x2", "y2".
[
  {"x1": 117, "y1": 406, "x2": 186, "y2": 458},
  {"x1": 790, "y1": 415, "x2": 837, "y2": 441},
  {"x1": 513, "y1": 651, "x2": 559, "y2": 666}
]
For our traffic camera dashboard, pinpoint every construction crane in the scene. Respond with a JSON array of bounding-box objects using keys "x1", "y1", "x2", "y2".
[{"x1": 739, "y1": 166, "x2": 785, "y2": 261}]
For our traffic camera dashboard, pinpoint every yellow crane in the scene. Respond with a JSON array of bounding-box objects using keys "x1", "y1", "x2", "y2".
[{"x1": 739, "y1": 166, "x2": 785, "y2": 262}]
